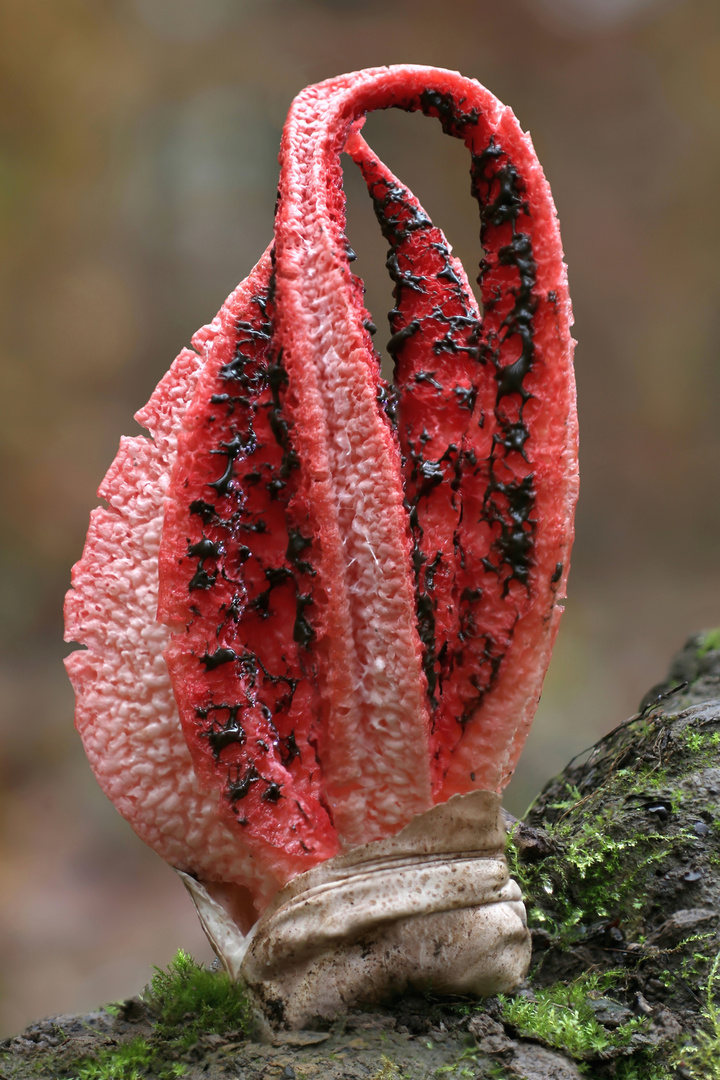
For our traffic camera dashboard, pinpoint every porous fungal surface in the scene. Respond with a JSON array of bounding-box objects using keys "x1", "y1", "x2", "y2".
[
  {"x1": 6, "y1": 635, "x2": 720, "y2": 1080},
  {"x1": 65, "y1": 65, "x2": 577, "y2": 929}
]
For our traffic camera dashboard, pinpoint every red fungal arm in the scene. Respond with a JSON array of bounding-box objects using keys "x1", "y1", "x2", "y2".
[
  {"x1": 346, "y1": 89, "x2": 578, "y2": 798},
  {"x1": 158, "y1": 249, "x2": 339, "y2": 876},
  {"x1": 273, "y1": 66, "x2": 576, "y2": 808},
  {"x1": 345, "y1": 128, "x2": 490, "y2": 794},
  {"x1": 273, "y1": 105, "x2": 435, "y2": 850}
]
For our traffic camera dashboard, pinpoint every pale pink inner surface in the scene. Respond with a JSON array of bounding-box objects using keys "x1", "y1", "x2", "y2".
[
  {"x1": 64, "y1": 272, "x2": 281, "y2": 918},
  {"x1": 275, "y1": 88, "x2": 435, "y2": 849}
]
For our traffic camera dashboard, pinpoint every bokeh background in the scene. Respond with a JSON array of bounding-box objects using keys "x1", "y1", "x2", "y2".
[{"x1": 1, "y1": 0, "x2": 719, "y2": 1037}]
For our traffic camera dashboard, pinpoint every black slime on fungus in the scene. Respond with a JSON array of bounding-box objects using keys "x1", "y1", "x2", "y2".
[
  {"x1": 228, "y1": 764, "x2": 261, "y2": 803},
  {"x1": 364, "y1": 118, "x2": 539, "y2": 719},
  {"x1": 173, "y1": 97, "x2": 545, "y2": 840},
  {"x1": 177, "y1": 284, "x2": 320, "y2": 827},
  {"x1": 188, "y1": 565, "x2": 218, "y2": 592},
  {"x1": 294, "y1": 594, "x2": 315, "y2": 650},
  {"x1": 202, "y1": 704, "x2": 247, "y2": 759},
  {"x1": 189, "y1": 499, "x2": 217, "y2": 523},
  {"x1": 199, "y1": 647, "x2": 238, "y2": 671},
  {"x1": 357, "y1": 136, "x2": 493, "y2": 723}
]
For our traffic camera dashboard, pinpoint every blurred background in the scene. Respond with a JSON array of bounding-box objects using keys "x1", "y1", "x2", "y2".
[{"x1": 1, "y1": 0, "x2": 719, "y2": 1037}]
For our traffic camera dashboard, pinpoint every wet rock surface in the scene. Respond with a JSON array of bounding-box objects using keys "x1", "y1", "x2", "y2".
[
  {"x1": 3, "y1": 633, "x2": 720, "y2": 1079},
  {"x1": 0, "y1": 999, "x2": 562, "y2": 1079},
  {"x1": 0, "y1": 998, "x2": 624, "y2": 1079}
]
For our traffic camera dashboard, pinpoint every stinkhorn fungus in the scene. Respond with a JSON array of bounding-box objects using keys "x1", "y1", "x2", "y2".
[{"x1": 65, "y1": 65, "x2": 577, "y2": 1029}]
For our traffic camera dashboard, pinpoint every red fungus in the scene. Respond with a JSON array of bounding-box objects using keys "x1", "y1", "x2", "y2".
[{"x1": 65, "y1": 65, "x2": 577, "y2": 932}]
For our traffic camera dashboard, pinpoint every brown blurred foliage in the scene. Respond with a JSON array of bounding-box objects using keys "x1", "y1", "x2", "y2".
[{"x1": 1, "y1": 0, "x2": 719, "y2": 1036}]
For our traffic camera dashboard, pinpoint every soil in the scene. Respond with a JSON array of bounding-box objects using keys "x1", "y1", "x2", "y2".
[
  {"x1": 0, "y1": 996, "x2": 588, "y2": 1079},
  {"x1": 3, "y1": 632, "x2": 720, "y2": 1080}
]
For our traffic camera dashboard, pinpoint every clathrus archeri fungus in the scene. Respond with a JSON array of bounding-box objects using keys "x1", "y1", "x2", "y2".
[{"x1": 65, "y1": 65, "x2": 577, "y2": 1029}]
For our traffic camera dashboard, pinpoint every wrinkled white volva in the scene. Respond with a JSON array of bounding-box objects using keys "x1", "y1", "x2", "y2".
[{"x1": 181, "y1": 792, "x2": 531, "y2": 1031}]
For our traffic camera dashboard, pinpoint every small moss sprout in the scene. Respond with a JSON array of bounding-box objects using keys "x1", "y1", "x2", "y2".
[
  {"x1": 64, "y1": 950, "x2": 252, "y2": 1080},
  {"x1": 500, "y1": 971, "x2": 646, "y2": 1060},
  {"x1": 697, "y1": 628, "x2": 720, "y2": 657},
  {"x1": 70, "y1": 1036, "x2": 164, "y2": 1080},
  {"x1": 143, "y1": 948, "x2": 252, "y2": 1049},
  {"x1": 370, "y1": 1056, "x2": 405, "y2": 1080},
  {"x1": 674, "y1": 948, "x2": 720, "y2": 1078}
]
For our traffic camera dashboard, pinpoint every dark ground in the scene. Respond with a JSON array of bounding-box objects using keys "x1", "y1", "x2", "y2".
[{"x1": 3, "y1": 633, "x2": 720, "y2": 1080}]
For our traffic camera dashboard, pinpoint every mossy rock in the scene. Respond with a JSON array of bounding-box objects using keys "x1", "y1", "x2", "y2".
[
  {"x1": 4, "y1": 634, "x2": 720, "y2": 1080},
  {"x1": 507, "y1": 630, "x2": 720, "y2": 1076},
  {"x1": 516, "y1": 632, "x2": 720, "y2": 1004}
]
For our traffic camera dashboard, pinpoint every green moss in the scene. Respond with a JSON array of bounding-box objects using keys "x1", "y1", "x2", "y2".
[
  {"x1": 683, "y1": 728, "x2": 720, "y2": 758},
  {"x1": 503, "y1": 676, "x2": 720, "y2": 1076},
  {"x1": 144, "y1": 948, "x2": 252, "y2": 1050},
  {"x1": 677, "y1": 936, "x2": 718, "y2": 981},
  {"x1": 370, "y1": 1056, "x2": 405, "y2": 1080},
  {"x1": 509, "y1": 707, "x2": 720, "y2": 952},
  {"x1": 62, "y1": 951, "x2": 252, "y2": 1080},
  {"x1": 434, "y1": 1047, "x2": 480, "y2": 1077},
  {"x1": 611, "y1": 1056, "x2": 674, "y2": 1080},
  {"x1": 500, "y1": 972, "x2": 646, "y2": 1061},
  {"x1": 673, "y1": 949, "x2": 720, "y2": 1078},
  {"x1": 68, "y1": 1036, "x2": 183, "y2": 1080},
  {"x1": 434, "y1": 1067, "x2": 476, "y2": 1078},
  {"x1": 697, "y1": 628, "x2": 720, "y2": 657},
  {"x1": 486, "y1": 1067, "x2": 511, "y2": 1080},
  {"x1": 508, "y1": 809, "x2": 673, "y2": 945}
]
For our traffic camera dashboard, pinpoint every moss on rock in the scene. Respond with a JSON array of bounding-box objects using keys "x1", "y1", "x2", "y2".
[
  {"x1": 515, "y1": 634, "x2": 720, "y2": 994},
  {"x1": 505, "y1": 632, "x2": 720, "y2": 1076}
]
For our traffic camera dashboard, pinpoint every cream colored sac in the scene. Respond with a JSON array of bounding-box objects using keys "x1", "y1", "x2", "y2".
[{"x1": 179, "y1": 791, "x2": 530, "y2": 1031}]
